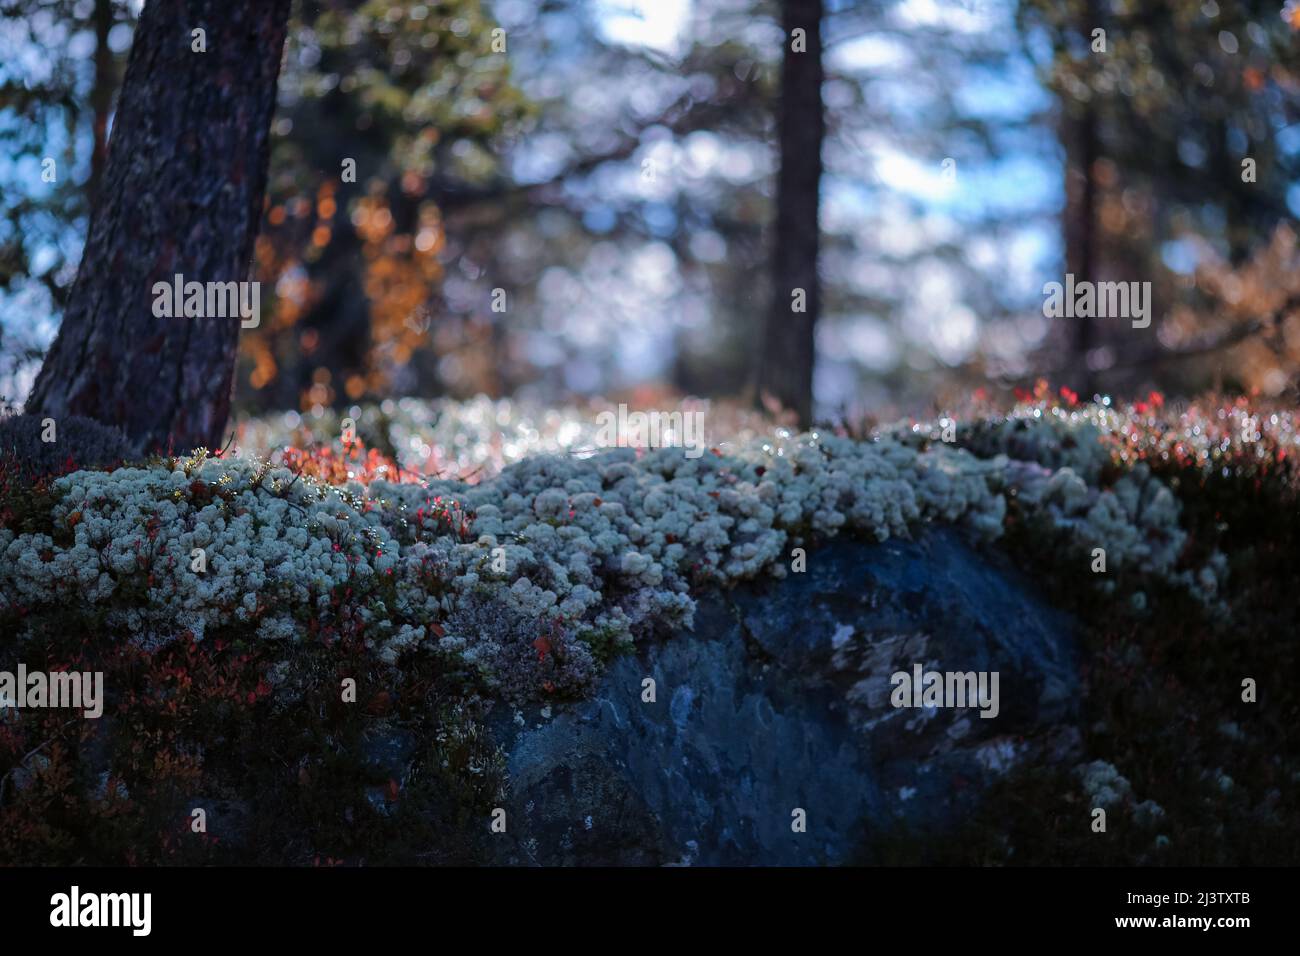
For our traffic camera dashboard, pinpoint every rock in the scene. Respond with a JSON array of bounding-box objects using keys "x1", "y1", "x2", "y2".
[{"x1": 489, "y1": 528, "x2": 1081, "y2": 865}]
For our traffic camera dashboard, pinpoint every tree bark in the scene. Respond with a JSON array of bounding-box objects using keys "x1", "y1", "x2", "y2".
[
  {"x1": 756, "y1": 0, "x2": 824, "y2": 428},
  {"x1": 26, "y1": 0, "x2": 292, "y2": 454},
  {"x1": 88, "y1": 0, "x2": 116, "y2": 208},
  {"x1": 1064, "y1": 100, "x2": 1097, "y2": 396},
  {"x1": 1062, "y1": 0, "x2": 1103, "y2": 397}
]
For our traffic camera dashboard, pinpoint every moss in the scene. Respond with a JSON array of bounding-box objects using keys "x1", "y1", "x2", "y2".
[{"x1": 574, "y1": 621, "x2": 631, "y2": 666}]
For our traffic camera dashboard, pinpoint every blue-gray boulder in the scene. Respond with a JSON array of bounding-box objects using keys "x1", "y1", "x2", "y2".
[{"x1": 489, "y1": 528, "x2": 1081, "y2": 865}]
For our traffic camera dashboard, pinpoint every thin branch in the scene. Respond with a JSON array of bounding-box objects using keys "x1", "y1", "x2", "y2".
[{"x1": 1105, "y1": 292, "x2": 1300, "y2": 372}]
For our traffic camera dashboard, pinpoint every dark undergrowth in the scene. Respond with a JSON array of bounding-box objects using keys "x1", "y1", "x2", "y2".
[
  {"x1": 0, "y1": 620, "x2": 504, "y2": 865},
  {"x1": 856, "y1": 443, "x2": 1300, "y2": 865}
]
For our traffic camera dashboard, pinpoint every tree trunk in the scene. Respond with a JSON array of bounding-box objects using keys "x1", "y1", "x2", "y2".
[
  {"x1": 26, "y1": 0, "x2": 292, "y2": 454},
  {"x1": 1064, "y1": 101, "x2": 1097, "y2": 396},
  {"x1": 756, "y1": 0, "x2": 824, "y2": 428},
  {"x1": 1062, "y1": 0, "x2": 1102, "y2": 397},
  {"x1": 88, "y1": 0, "x2": 116, "y2": 208}
]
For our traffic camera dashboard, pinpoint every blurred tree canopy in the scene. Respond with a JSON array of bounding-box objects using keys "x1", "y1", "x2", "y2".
[
  {"x1": 246, "y1": 0, "x2": 532, "y2": 412},
  {"x1": 2, "y1": 0, "x2": 1299, "y2": 420},
  {"x1": 0, "y1": 0, "x2": 126, "y2": 389},
  {"x1": 1020, "y1": 0, "x2": 1300, "y2": 397}
]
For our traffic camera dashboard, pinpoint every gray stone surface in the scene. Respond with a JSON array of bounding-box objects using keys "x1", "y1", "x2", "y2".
[{"x1": 489, "y1": 528, "x2": 1081, "y2": 865}]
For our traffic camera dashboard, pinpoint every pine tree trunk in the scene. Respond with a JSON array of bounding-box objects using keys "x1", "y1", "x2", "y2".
[
  {"x1": 26, "y1": 0, "x2": 291, "y2": 454},
  {"x1": 756, "y1": 0, "x2": 824, "y2": 428},
  {"x1": 88, "y1": 0, "x2": 116, "y2": 208},
  {"x1": 1063, "y1": 0, "x2": 1102, "y2": 397},
  {"x1": 1064, "y1": 101, "x2": 1097, "y2": 396}
]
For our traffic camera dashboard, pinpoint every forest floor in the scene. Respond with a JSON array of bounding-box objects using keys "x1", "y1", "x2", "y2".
[{"x1": 1, "y1": 387, "x2": 1297, "y2": 864}]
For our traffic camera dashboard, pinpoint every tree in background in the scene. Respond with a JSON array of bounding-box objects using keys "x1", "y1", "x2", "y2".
[
  {"x1": 0, "y1": 0, "x2": 530, "y2": 415},
  {"x1": 1019, "y1": 0, "x2": 1300, "y2": 396},
  {"x1": 242, "y1": 0, "x2": 531, "y2": 414},
  {"x1": 756, "y1": 0, "x2": 824, "y2": 426},
  {"x1": 25, "y1": 0, "x2": 292, "y2": 451},
  {"x1": 1057, "y1": 0, "x2": 1102, "y2": 396},
  {"x1": 381, "y1": 0, "x2": 776, "y2": 406},
  {"x1": 0, "y1": 0, "x2": 128, "y2": 392}
]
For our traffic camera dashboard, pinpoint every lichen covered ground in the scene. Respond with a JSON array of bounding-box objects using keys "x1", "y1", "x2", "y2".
[{"x1": 1, "y1": 389, "x2": 1297, "y2": 864}]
